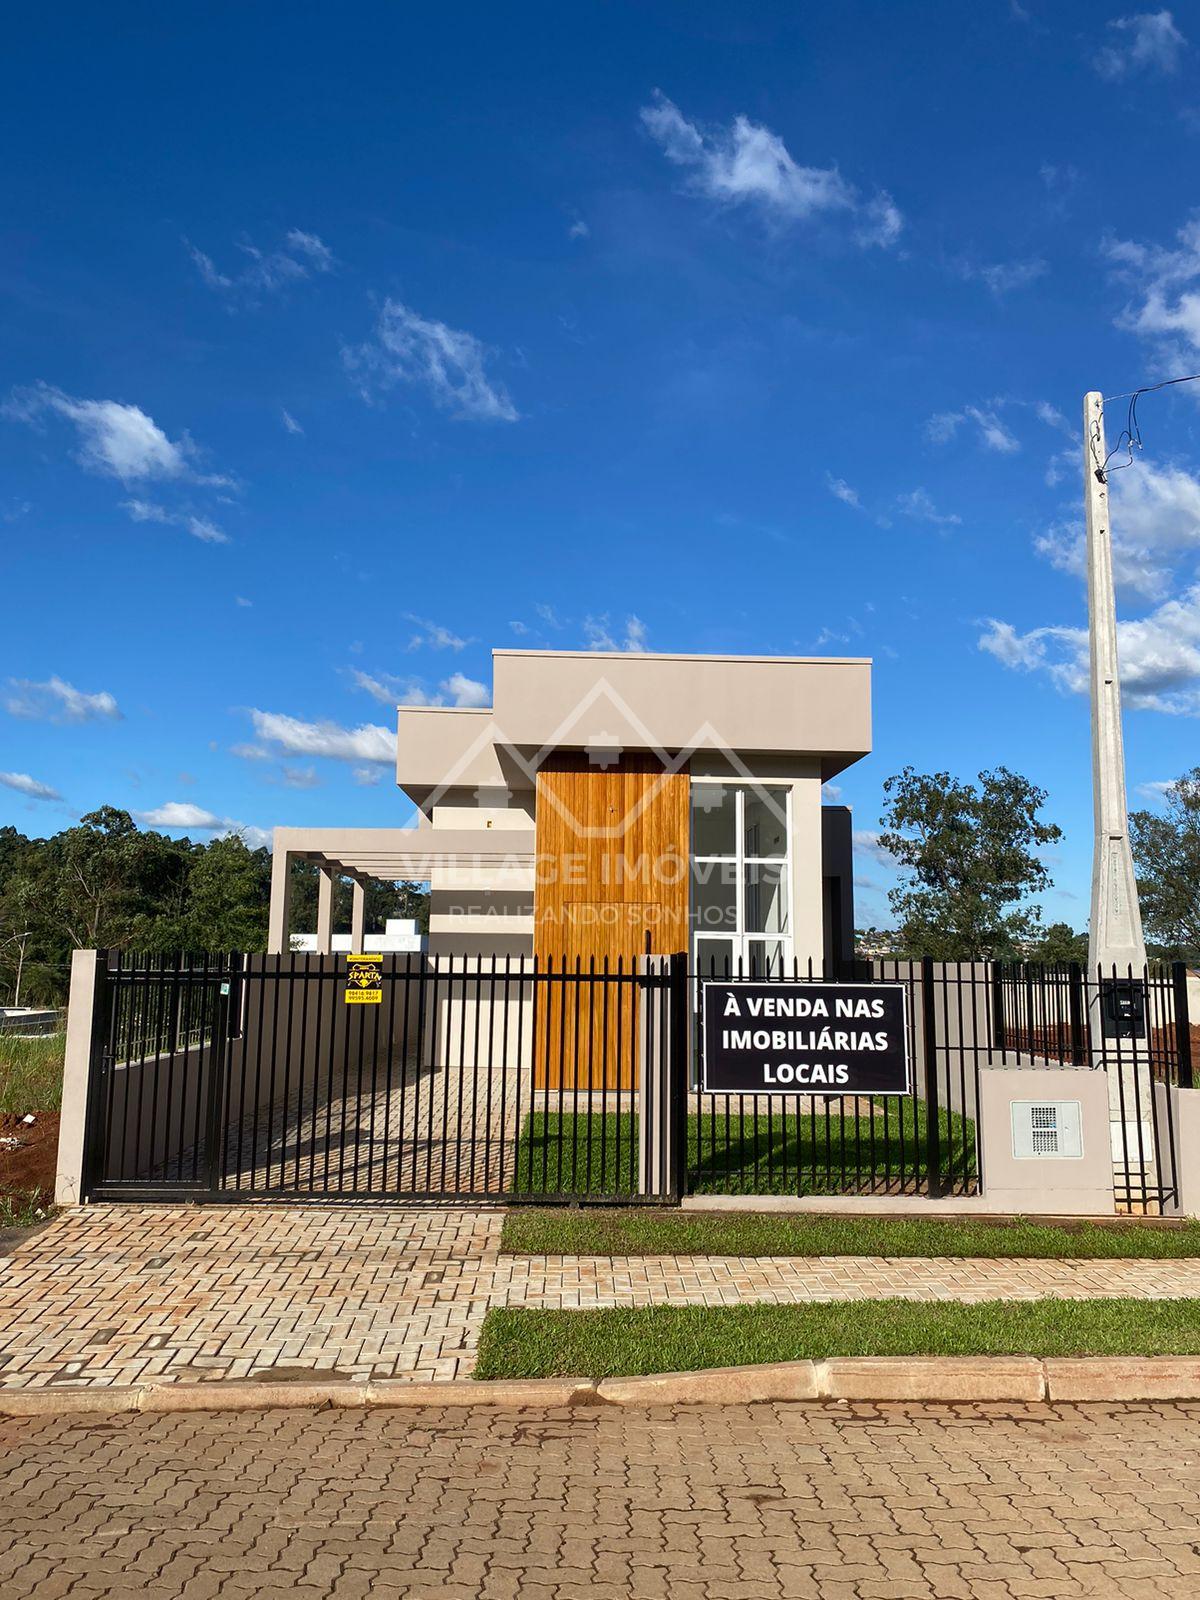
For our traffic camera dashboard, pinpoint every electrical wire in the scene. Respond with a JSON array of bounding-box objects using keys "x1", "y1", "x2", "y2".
[{"x1": 1091, "y1": 372, "x2": 1200, "y2": 481}]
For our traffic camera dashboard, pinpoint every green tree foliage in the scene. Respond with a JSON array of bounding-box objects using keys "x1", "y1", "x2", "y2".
[
  {"x1": 1130, "y1": 768, "x2": 1200, "y2": 961},
  {"x1": 0, "y1": 809, "x2": 427, "y2": 1004},
  {"x1": 1022, "y1": 921, "x2": 1089, "y2": 965},
  {"x1": 879, "y1": 766, "x2": 1063, "y2": 960}
]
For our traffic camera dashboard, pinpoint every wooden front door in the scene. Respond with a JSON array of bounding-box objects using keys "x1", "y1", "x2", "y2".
[{"x1": 533, "y1": 754, "x2": 689, "y2": 1089}]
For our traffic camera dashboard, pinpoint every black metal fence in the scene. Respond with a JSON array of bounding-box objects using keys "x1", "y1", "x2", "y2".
[
  {"x1": 81, "y1": 951, "x2": 1194, "y2": 1211},
  {"x1": 992, "y1": 960, "x2": 1193, "y2": 1211},
  {"x1": 689, "y1": 955, "x2": 984, "y2": 1199},
  {"x1": 83, "y1": 952, "x2": 684, "y2": 1205}
]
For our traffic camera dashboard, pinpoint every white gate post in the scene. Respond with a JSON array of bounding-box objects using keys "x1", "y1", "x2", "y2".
[{"x1": 55, "y1": 949, "x2": 101, "y2": 1207}]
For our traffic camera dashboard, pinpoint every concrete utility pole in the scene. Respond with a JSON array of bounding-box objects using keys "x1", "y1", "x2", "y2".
[
  {"x1": 1083, "y1": 391, "x2": 1151, "y2": 1183},
  {"x1": 1084, "y1": 392, "x2": 1147, "y2": 978}
]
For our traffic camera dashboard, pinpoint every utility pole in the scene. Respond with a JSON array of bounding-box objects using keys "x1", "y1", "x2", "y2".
[
  {"x1": 1083, "y1": 391, "x2": 1151, "y2": 1190},
  {"x1": 1084, "y1": 392, "x2": 1147, "y2": 978}
]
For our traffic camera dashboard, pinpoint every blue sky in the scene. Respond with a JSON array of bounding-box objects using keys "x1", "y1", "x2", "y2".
[{"x1": 4, "y1": 1, "x2": 1200, "y2": 928}]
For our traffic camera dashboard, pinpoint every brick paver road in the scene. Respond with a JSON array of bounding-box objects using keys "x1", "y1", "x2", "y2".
[{"x1": 3, "y1": 1400, "x2": 1200, "y2": 1598}]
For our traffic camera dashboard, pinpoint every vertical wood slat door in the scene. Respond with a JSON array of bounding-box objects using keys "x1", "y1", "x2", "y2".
[{"x1": 533, "y1": 754, "x2": 689, "y2": 1089}]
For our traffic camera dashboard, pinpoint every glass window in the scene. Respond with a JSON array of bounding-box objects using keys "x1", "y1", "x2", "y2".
[
  {"x1": 691, "y1": 784, "x2": 736, "y2": 857},
  {"x1": 744, "y1": 863, "x2": 788, "y2": 935},
  {"x1": 692, "y1": 861, "x2": 737, "y2": 932},
  {"x1": 694, "y1": 935, "x2": 735, "y2": 977},
  {"x1": 746, "y1": 939, "x2": 788, "y2": 978},
  {"x1": 690, "y1": 782, "x2": 793, "y2": 981},
  {"x1": 743, "y1": 787, "x2": 789, "y2": 859}
]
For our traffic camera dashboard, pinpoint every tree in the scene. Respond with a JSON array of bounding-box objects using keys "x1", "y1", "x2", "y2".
[
  {"x1": 1023, "y1": 921, "x2": 1089, "y2": 965},
  {"x1": 1130, "y1": 768, "x2": 1200, "y2": 961},
  {"x1": 879, "y1": 766, "x2": 1062, "y2": 960},
  {"x1": 183, "y1": 834, "x2": 272, "y2": 952}
]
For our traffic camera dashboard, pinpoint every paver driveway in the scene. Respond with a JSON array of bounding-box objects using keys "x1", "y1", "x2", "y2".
[
  {"x1": 8, "y1": 1206, "x2": 1200, "y2": 1390},
  {"x1": 3, "y1": 1399, "x2": 1200, "y2": 1598}
]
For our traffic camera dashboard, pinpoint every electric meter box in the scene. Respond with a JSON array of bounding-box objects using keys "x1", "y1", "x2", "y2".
[{"x1": 1010, "y1": 1100, "x2": 1084, "y2": 1161}]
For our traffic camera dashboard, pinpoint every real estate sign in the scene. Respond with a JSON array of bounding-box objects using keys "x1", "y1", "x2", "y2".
[
  {"x1": 701, "y1": 980, "x2": 910, "y2": 1095},
  {"x1": 345, "y1": 953, "x2": 383, "y2": 1005}
]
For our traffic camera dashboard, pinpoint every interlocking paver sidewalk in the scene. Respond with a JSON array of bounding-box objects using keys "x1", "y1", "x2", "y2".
[
  {"x1": 4, "y1": 1205, "x2": 1200, "y2": 1389},
  {"x1": 3, "y1": 1399, "x2": 1200, "y2": 1598}
]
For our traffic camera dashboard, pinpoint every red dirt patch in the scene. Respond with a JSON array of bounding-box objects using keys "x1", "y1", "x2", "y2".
[{"x1": 0, "y1": 1111, "x2": 59, "y2": 1209}]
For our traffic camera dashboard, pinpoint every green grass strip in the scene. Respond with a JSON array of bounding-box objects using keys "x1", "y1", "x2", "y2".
[
  {"x1": 501, "y1": 1207, "x2": 1200, "y2": 1260},
  {"x1": 511, "y1": 1106, "x2": 977, "y2": 1198},
  {"x1": 474, "y1": 1299, "x2": 1200, "y2": 1379}
]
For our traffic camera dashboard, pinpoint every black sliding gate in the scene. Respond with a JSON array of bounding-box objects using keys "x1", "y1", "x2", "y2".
[{"x1": 81, "y1": 952, "x2": 1192, "y2": 1211}]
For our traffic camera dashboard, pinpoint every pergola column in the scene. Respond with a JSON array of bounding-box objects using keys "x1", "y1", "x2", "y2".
[
  {"x1": 350, "y1": 880, "x2": 366, "y2": 951},
  {"x1": 268, "y1": 848, "x2": 293, "y2": 955},
  {"x1": 316, "y1": 865, "x2": 339, "y2": 955}
]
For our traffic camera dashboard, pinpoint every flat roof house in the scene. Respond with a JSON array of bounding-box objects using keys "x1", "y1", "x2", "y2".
[{"x1": 268, "y1": 647, "x2": 871, "y2": 984}]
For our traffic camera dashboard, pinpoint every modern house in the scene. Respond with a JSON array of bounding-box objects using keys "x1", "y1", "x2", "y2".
[{"x1": 268, "y1": 648, "x2": 871, "y2": 977}]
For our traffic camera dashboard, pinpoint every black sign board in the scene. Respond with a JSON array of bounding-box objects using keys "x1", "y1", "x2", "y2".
[{"x1": 701, "y1": 981, "x2": 911, "y2": 1096}]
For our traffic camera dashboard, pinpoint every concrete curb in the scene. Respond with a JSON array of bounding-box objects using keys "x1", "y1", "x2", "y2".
[{"x1": 7, "y1": 1358, "x2": 1200, "y2": 1415}]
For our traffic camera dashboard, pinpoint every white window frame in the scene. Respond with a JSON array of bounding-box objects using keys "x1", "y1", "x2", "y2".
[{"x1": 690, "y1": 781, "x2": 793, "y2": 977}]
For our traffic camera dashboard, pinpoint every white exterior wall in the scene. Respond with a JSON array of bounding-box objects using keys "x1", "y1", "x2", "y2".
[{"x1": 427, "y1": 796, "x2": 536, "y2": 954}]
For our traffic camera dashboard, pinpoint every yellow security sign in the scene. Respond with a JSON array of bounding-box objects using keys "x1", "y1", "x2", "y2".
[{"x1": 344, "y1": 953, "x2": 383, "y2": 1004}]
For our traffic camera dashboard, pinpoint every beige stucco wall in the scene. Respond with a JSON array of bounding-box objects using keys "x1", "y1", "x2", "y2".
[
  {"x1": 1154, "y1": 1079, "x2": 1200, "y2": 1218},
  {"x1": 491, "y1": 650, "x2": 870, "y2": 778},
  {"x1": 978, "y1": 1065, "x2": 1115, "y2": 1215}
]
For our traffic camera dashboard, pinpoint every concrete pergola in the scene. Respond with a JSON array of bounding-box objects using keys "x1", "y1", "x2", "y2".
[{"x1": 269, "y1": 826, "x2": 536, "y2": 954}]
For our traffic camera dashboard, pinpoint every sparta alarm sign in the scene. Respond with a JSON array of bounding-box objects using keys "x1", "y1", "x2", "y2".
[{"x1": 700, "y1": 981, "x2": 911, "y2": 1096}]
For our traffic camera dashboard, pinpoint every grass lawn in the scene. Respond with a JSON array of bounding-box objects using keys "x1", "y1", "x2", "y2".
[
  {"x1": 474, "y1": 1299, "x2": 1200, "y2": 1379},
  {"x1": 501, "y1": 1208, "x2": 1200, "y2": 1260},
  {"x1": 0, "y1": 1032, "x2": 65, "y2": 1116},
  {"x1": 511, "y1": 1105, "x2": 977, "y2": 1197}
]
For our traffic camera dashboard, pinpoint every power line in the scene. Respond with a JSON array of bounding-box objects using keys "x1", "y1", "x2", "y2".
[{"x1": 1092, "y1": 372, "x2": 1200, "y2": 481}]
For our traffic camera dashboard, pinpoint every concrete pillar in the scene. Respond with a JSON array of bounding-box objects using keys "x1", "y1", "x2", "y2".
[
  {"x1": 1084, "y1": 391, "x2": 1153, "y2": 1173},
  {"x1": 350, "y1": 880, "x2": 366, "y2": 951},
  {"x1": 267, "y1": 846, "x2": 292, "y2": 955},
  {"x1": 56, "y1": 949, "x2": 101, "y2": 1206},
  {"x1": 316, "y1": 866, "x2": 338, "y2": 955}
]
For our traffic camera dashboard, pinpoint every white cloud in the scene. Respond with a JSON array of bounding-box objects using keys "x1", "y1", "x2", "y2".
[
  {"x1": 120, "y1": 499, "x2": 229, "y2": 544},
  {"x1": 6, "y1": 385, "x2": 197, "y2": 483},
  {"x1": 344, "y1": 299, "x2": 519, "y2": 422},
  {"x1": 350, "y1": 667, "x2": 490, "y2": 709},
  {"x1": 583, "y1": 614, "x2": 649, "y2": 652},
  {"x1": 977, "y1": 258, "x2": 1048, "y2": 296},
  {"x1": 1105, "y1": 211, "x2": 1200, "y2": 356},
  {"x1": 1093, "y1": 10, "x2": 1186, "y2": 78},
  {"x1": 853, "y1": 829, "x2": 896, "y2": 866},
  {"x1": 639, "y1": 92, "x2": 901, "y2": 247},
  {"x1": 281, "y1": 409, "x2": 304, "y2": 435},
  {"x1": 136, "y1": 801, "x2": 268, "y2": 846},
  {"x1": 896, "y1": 487, "x2": 962, "y2": 527},
  {"x1": 404, "y1": 615, "x2": 469, "y2": 651},
  {"x1": 137, "y1": 801, "x2": 223, "y2": 829},
  {"x1": 1136, "y1": 779, "x2": 1179, "y2": 802},
  {"x1": 230, "y1": 742, "x2": 271, "y2": 761},
  {"x1": 0, "y1": 771, "x2": 61, "y2": 801},
  {"x1": 235, "y1": 595, "x2": 253, "y2": 608},
  {"x1": 187, "y1": 228, "x2": 335, "y2": 299},
  {"x1": 5, "y1": 676, "x2": 120, "y2": 724},
  {"x1": 1034, "y1": 458, "x2": 1200, "y2": 601},
  {"x1": 248, "y1": 710, "x2": 397, "y2": 764},
  {"x1": 353, "y1": 767, "x2": 383, "y2": 787},
  {"x1": 567, "y1": 216, "x2": 590, "y2": 240},
  {"x1": 281, "y1": 765, "x2": 320, "y2": 789},
  {"x1": 979, "y1": 584, "x2": 1200, "y2": 714},
  {"x1": 440, "y1": 671, "x2": 490, "y2": 708},
  {"x1": 825, "y1": 474, "x2": 862, "y2": 509},
  {"x1": 924, "y1": 404, "x2": 1020, "y2": 453}
]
